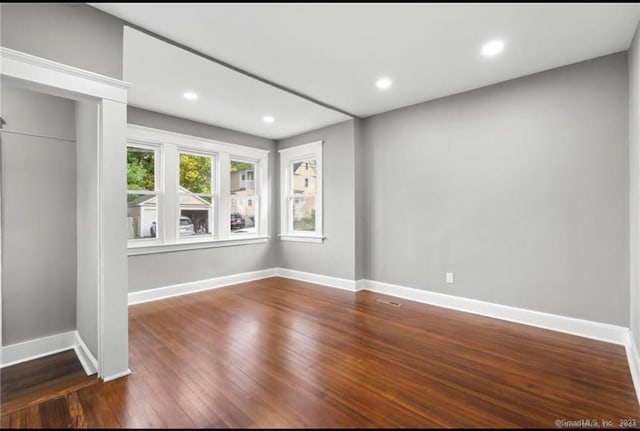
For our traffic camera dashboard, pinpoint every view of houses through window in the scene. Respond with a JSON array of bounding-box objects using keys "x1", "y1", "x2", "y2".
[
  {"x1": 179, "y1": 152, "x2": 214, "y2": 236},
  {"x1": 230, "y1": 160, "x2": 257, "y2": 233},
  {"x1": 279, "y1": 140, "x2": 323, "y2": 241},
  {"x1": 127, "y1": 146, "x2": 158, "y2": 240},
  {"x1": 291, "y1": 159, "x2": 317, "y2": 231},
  {"x1": 127, "y1": 130, "x2": 268, "y2": 247}
]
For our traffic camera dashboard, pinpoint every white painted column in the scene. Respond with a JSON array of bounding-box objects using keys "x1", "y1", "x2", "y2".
[{"x1": 99, "y1": 99, "x2": 130, "y2": 380}]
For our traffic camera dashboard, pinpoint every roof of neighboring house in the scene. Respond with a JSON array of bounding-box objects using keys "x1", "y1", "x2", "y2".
[
  {"x1": 293, "y1": 161, "x2": 316, "y2": 176},
  {"x1": 128, "y1": 187, "x2": 211, "y2": 207}
]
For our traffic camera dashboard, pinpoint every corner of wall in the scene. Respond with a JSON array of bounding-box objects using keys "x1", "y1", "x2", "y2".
[
  {"x1": 629, "y1": 19, "x2": 640, "y2": 349},
  {"x1": 354, "y1": 118, "x2": 367, "y2": 281}
]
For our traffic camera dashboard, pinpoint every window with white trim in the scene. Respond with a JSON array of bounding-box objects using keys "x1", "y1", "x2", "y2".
[
  {"x1": 127, "y1": 125, "x2": 269, "y2": 253},
  {"x1": 178, "y1": 151, "x2": 215, "y2": 238},
  {"x1": 279, "y1": 141, "x2": 323, "y2": 243},
  {"x1": 230, "y1": 159, "x2": 258, "y2": 235},
  {"x1": 127, "y1": 144, "x2": 161, "y2": 243}
]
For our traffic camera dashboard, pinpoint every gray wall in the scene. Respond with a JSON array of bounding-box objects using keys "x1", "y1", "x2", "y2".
[
  {"x1": 1, "y1": 3, "x2": 124, "y2": 79},
  {"x1": 127, "y1": 107, "x2": 278, "y2": 292},
  {"x1": 277, "y1": 120, "x2": 357, "y2": 280},
  {"x1": 629, "y1": 25, "x2": 640, "y2": 345},
  {"x1": 354, "y1": 118, "x2": 367, "y2": 281},
  {"x1": 1, "y1": 84, "x2": 77, "y2": 345},
  {"x1": 76, "y1": 101, "x2": 99, "y2": 357},
  {"x1": 364, "y1": 53, "x2": 629, "y2": 326}
]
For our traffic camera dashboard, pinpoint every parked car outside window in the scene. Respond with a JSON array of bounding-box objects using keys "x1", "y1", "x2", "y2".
[
  {"x1": 179, "y1": 216, "x2": 195, "y2": 236},
  {"x1": 230, "y1": 212, "x2": 246, "y2": 231}
]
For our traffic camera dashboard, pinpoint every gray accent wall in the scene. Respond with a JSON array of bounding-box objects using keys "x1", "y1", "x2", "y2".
[
  {"x1": 1, "y1": 84, "x2": 77, "y2": 345},
  {"x1": 629, "y1": 25, "x2": 640, "y2": 346},
  {"x1": 127, "y1": 107, "x2": 278, "y2": 292},
  {"x1": 1, "y1": 3, "x2": 124, "y2": 79},
  {"x1": 364, "y1": 53, "x2": 629, "y2": 326},
  {"x1": 277, "y1": 120, "x2": 357, "y2": 280}
]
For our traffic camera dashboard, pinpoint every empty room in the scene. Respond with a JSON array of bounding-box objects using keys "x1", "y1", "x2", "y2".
[{"x1": 2, "y1": 2, "x2": 640, "y2": 428}]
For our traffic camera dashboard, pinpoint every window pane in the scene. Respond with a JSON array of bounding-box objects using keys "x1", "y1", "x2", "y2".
[
  {"x1": 291, "y1": 160, "x2": 316, "y2": 194},
  {"x1": 230, "y1": 160, "x2": 257, "y2": 234},
  {"x1": 179, "y1": 209, "x2": 211, "y2": 236},
  {"x1": 179, "y1": 193, "x2": 212, "y2": 236},
  {"x1": 180, "y1": 153, "x2": 212, "y2": 194},
  {"x1": 230, "y1": 160, "x2": 255, "y2": 194},
  {"x1": 127, "y1": 193, "x2": 158, "y2": 239},
  {"x1": 230, "y1": 197, "x2": 257, "y2": 232},
  {"x1": 292, "y1": 195, "x2": 316, "y2": 231},
  {"x1": 127, "y1": 147, "x2": 155, "y2": 191}
]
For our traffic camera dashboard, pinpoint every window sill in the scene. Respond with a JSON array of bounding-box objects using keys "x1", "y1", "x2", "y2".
[
  {"x1": 279, "y1": 234, "x2": 325, "y2": 244},
  {"x1": 128, "y1": 236, "x2": 270, "y2": 256}
]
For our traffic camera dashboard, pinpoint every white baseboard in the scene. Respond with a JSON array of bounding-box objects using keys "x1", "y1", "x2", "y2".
[
  {"x1": 128, "y1": 268, "x2": 278, "y2": 305},
  {"x1": 355, "y1": 279, "x2": 368, "y2": 292},
  {"x1": 122, "y1": 268, "x2": 638, "y2": 402},
  {"x1": 364, "y1": 279, "x2": 628, "y2": 345},
  {"x1": 1, "y1": 330, "x2": 76, "y2": 368},
  {"x1": 128, "y1": 269, "x2": 627, "y2": 346},
  {"x1": 5, "y1": 271, "x2": 633, "y2": 396},
  {"x1": 625, "y1": 334, "x2": 640, "y2": 403},
  {"x1": 74, "y1": 332, "x2": 98, "y2": 376},
  {"x1": 2, "y1": 330, "x2": 99, "y2": 377},
  {"x1": 275, "y1": 267, "x2": 357, "y2": 291},
  {"x1": 103, "y1": 368, "x2": 132, "y2": 382}
]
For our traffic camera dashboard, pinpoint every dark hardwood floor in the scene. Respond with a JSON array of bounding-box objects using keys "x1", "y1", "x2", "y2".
[
  {"x1": 2, "y1": 276, "x2": 639, "y2": 427},
  {"x1": 0, "y1": 350, "x2": 99, "y2": 421}
]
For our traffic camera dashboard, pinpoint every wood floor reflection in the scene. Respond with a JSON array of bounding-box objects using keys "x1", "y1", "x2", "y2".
[{"x1": 2, "y1": 277, "x2": 639, "y2": 427}]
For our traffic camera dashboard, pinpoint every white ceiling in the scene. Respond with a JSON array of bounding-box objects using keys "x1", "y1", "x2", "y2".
[
  {"x1": 94, "y1": 3, "x2": 640, "y2": 127},
  {"x1": 122, "y1": 27, "x2": 350, "y2": 140}
]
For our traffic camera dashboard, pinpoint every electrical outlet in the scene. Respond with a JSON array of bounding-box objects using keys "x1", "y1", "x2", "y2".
[{"x1": 446, "y1": 272, "x2": 455, "y2": 284}]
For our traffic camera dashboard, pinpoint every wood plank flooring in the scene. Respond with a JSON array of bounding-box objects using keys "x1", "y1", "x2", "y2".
[
  {"x1": 2, "y1": 276, "x2": 639, "y2": 428},
  {"x1": 1, "y1": 350, "x2": 98, "y2": 417}
]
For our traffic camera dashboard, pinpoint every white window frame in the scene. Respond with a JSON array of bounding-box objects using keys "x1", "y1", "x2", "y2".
[
  {"x1": 279, "y1": 140, "x2": 324, "y2": 243},
  {"x1": 229, "y1": 156, "x2": 261, "y2": 238},
  {"x1": 126, "y1": 142, "x2": 163, "y2": 247},
  {"x1": 176, "y1": 149, "x2": 216, "y2": 242},
  {"x1": 127, "y1": 125, "x2": 270, "y2": 255}
]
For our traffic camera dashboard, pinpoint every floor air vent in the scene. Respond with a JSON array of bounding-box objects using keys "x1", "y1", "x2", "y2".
[{"x1": 376, "y1": 298, "x2": 402, "y2": 307}]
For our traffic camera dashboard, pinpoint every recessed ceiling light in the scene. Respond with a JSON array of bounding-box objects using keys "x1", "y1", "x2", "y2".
[
  {"x1": 263, "y1": 115, "x2": 275, "y2": 123},
  {"x1": 376, "y1": 77, "x2": 392, "y2": 90},
  {"x1": 481, "y1": 40, "x2": 504, "y2": 57},
  {"x1": 183, "y1": 91, "x2": 198, "y2": 101}
]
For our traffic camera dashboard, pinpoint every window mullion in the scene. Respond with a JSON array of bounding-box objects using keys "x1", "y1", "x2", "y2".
[
  {"x1": 164, "y1": 144, "x2": 178, "y2": 244},
  {"x1": 217, "y1": 152, "x2": 231, "y2": 240},
  {"x1": 288, "y1": 194, "x2": 294, "y2": 233}
]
